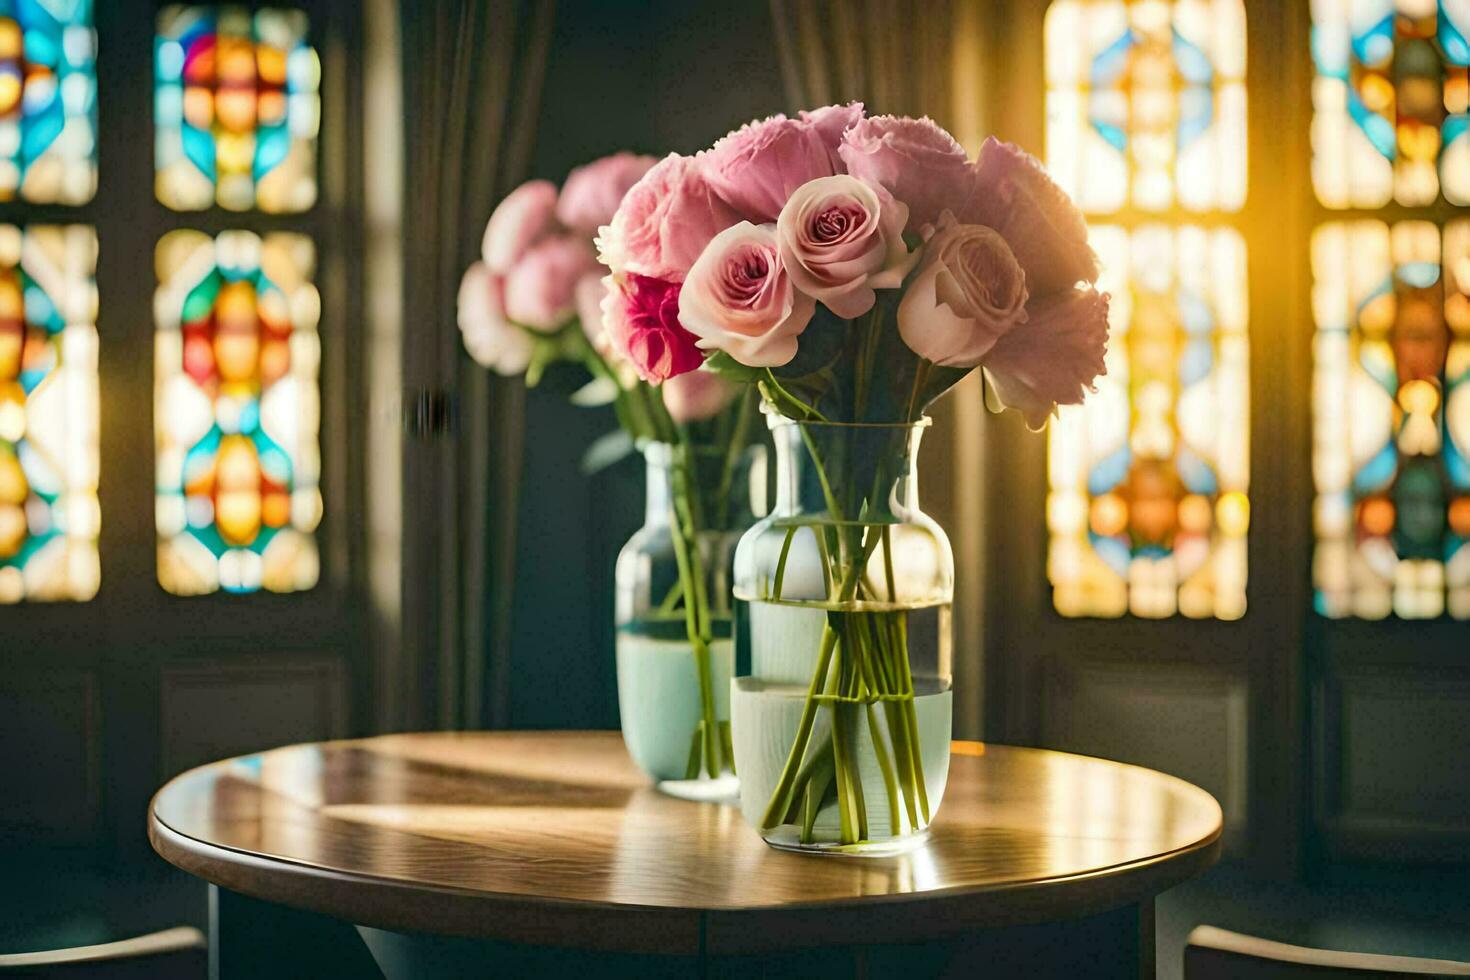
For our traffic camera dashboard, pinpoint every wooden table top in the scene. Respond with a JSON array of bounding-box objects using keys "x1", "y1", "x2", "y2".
[{"x1": 149, "y1": 731, "x2": 1222, "y2": 956}]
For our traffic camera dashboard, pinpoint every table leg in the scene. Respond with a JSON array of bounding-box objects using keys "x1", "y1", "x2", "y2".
[
  {"x1": 708, "y1": 902, "x2": 1152, "y2": 979},
  {"x1": 209, "y1": 885, "x2": 384, "y2": 980}
]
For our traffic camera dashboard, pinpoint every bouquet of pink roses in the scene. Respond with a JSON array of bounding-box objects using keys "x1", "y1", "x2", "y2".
[
  {"x1": 597, "y1": 105, "x2": 1107, "y2": 848},
  {"x1": 459, "y1": 153, "x2": 764, "y2": 784}
]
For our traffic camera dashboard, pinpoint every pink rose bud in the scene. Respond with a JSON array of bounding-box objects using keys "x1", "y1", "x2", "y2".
[
  {"x1": 678, "y1": 221, "x2": 816, "y2": 368},
  {"x1": 482, "y1": 179, "x2": 559, "y2": 274},
  {"x1": 962, "y1": 137, "x2": 1098, "y2": 297},
  {"x1": 776, "y1": 174, "x2": 913, "y2": 319},
  {"x1": 458, "y1": 261, "x2": 534, "y2": 376},
  {"x1": 601, "y1": 153, "x2": 741, "y2": 283},
  {"x1": 897, "y1": 216, "x2": 1029, "y2": 367},
  {"x1": 798, "y1": 102, "x2": 864, "y2": 168},
  {"x1": 983, "y1": 287, "x2": 1110, "y2": 429},
  {"x1": 503, "y1": 235, "x2": 602, "y2": 333},
  {"x1": 839, "y1": 115, "x2": 973, "y2": 235},
  {"x1": 702, "y1": 114, "x2": 838, "y2": 221},
  {"x1": 556, "y1": 152, "x2": 658, "y2": 235},
  {"x1": 601, "y1": 274, "x2": 705, "y2": 383},
  {"x1": 661, "y1": 370, "x2": 736, "y2": 423}
]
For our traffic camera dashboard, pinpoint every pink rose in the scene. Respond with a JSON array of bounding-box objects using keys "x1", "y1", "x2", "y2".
[
  {"x1": 839, "y1": 115, "x2": 972, "y2": 234},
  {"x1": 702, "y1": 114, "x2": 837, "y2": 221},
  {"x1": 961, "y1": 137, "x2": 1098, "y2": 296},
  {"x1": 503, "y1": 235, "x2": 601, "y2": 333},
  {"x1": 898, "y1": 216, "x2": 1028, "y2": 366},
  {"x1": 775, "y1": 174, "x2": 913, "y2": 319},
  {"x1": 458, "y1": 261, "x2": 534, "y2": 376},
  {"x1": 799, "y1": 102, "x2": 864, "y2": 168},
  {"x1": 481, "y1": 179, "x2": 558, "y2": 274},
  {"x1": 601, "y1": 153, "x2": 741, "y2": 282},
  {"x1": 983, "y1": 288, "x2": 1110, "y2": 429},
  {"x1": 678, "y1": 221, "x2": 815, "y2": 368},
  {"x1": 601, "y1": 274, "x2": 705, "y2": 383},
  {"x1": 556, "y1": 152, "x2": 658, "y2": 234},
  {"x1": 661, "y1": 370, "x2": 736, "y2": 423}
]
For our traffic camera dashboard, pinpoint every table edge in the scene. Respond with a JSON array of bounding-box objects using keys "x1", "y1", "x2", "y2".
[{"x1": 149, "y1": 786, "x2": 1222, "y2": 955}]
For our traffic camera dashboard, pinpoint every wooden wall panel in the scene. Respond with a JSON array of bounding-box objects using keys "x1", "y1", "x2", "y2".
[
  {"x1": 0, "y1": 671, "x2": 100, "y2": 844},
  {"x1": 1040, "y1": 660, "x2": 1249, "y2": 850},
  {"x1": 159, "y1": 657, "x2": 347, "y2": 780},
  {"x1": 1316, "y1": 663, "x2": 1470, "y2": 861}
]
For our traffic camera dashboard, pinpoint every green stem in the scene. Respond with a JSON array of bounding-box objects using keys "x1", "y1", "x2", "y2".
[{"x1": 867, "y1": 703, "x2": 901, "y2": 837}]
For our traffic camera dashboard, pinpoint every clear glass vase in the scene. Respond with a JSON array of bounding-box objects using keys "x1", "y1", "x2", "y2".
[
  {"x1": 615, "y1": 441, "x2": 762, "y2": 799},
  {"x1": 731, "y1": 414, "x2": 953, "y2": 853}
]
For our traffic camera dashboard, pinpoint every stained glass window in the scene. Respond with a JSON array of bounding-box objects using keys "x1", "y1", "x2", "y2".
[
  {"x1": 155, "y1": 6, "x2": 320, "y2": 213},
  {"x1": 1044, "y1": 0, "x2": 1247, "y2": 213},
  {"x1": 1311, "y1": 0, "x2": 1470, "y2": 208},
  {"x1": 155, "y1": 229, "x2": 320, "y2": 595},
  {"x1": 1044, "y1": 0, "x2": 1251, "y2": 619},
  {"x1": 0, "y1": 224, "x2": 98, "y2": 602},
  {"x1": 1049, "y1": 225, "x2": 1250, "y2": 619},
  {"x1": 0, "y1": 0, "x2": 97, "y2": 204},
  {"x1": 1312, "y1": 220, "x2": 1470, "y2": 620}
]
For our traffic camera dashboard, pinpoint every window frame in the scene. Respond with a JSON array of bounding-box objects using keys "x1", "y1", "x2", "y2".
[{"x1": 0, "y1": 0, "x2": 366, "y2": 665}]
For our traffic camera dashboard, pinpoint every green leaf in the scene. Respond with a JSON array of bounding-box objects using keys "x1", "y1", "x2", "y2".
[
  {"x1": 701, "y1": 352, "x2": 764, "y2": 385},
  {"x1": 580, "y1": 428, "x2": 635, "y2": 474},
  {"x1": 523, "y1": 337, "x2": 559, "y2": 388},
  {"x1": 570, "y1": 376, "x2": 619, "y2": 407}
]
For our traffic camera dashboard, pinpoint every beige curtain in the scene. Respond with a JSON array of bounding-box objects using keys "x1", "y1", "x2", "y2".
[
  {"x1": 768, "y1": 0, "x2": 989, "y2": 739},
  {"x1": 398, "y1": 0, "x2": 557, "y2": 730},
  {"x1": 770, "y1": 0, "x2": 957, "y2": 123}
]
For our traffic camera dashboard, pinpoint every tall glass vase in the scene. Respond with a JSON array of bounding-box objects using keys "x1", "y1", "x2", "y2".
[
  {"x1": 731, "y1": 414, "x2": 953, "y2": 853},
  {"x1": 615, "y1": 441, "x2": 761, "y2": 800}
]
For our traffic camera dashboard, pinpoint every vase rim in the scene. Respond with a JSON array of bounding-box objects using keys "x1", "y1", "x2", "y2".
[{"x1": 763, "y1": 412, "x2": 933, "y2": 432}]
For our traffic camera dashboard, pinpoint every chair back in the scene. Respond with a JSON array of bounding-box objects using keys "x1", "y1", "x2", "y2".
[
  {"x1": 0, "y1": 926, "x2": 206, "y2": 979},
  {"x1": 1186, "y1": 925, "x2": 1470, "y2": 979}
]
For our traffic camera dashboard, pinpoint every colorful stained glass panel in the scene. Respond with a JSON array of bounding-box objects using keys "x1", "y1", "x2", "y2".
[
  {"x1": 1045, "y1": 0, "x2": 1247, "y2": 213},
  {"x1": 0, "y1": 224, "x2": 98, "y2": 602},
  {"x1": 1311, "y1": 0, "x2": 1470, "y2": 207},
  {"x1": 0, "y1": 0, "x2": 96, "y2": 204},
  {"x1": 155, "y1": 229, "x2": 320, "y2": 595},
  {"x1": 155, "y1": 6, "x2": 320, "y2": 213},
  {"x1": 1312, "y1": 219, "x2": 1470, "y2": 619},
  {"x1": 1049, "y1": 225, "x2": 1250, "y2": 618}
]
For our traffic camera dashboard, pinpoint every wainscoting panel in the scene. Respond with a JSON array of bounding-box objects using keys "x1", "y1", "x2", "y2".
[
  {"x1": 0, "y1": 670, "x2": 101, "y2": 844},
  {"x1": 1039, "y1": 659, "x2": 1249, "y2": 850},
  {"x1": 159, "y1": 657, "x2": 348, "y2": 780},
  {"x1": 1316, "y1": 663, "x2": 1470, "y2": 861}
]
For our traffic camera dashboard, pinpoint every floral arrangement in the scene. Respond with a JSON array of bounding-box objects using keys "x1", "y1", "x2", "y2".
[
  {"x1": 596, "y1": 105, "x2": 1108, "y2": 845},
  {"x1": 458, "y1": 153, "x2": 760, "y2": 781}
]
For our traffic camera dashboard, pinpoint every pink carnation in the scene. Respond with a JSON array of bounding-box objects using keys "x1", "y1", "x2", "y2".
[
  {"x1": 601, "y1": 274, "x2": 705, "y2": 383},
  {"x1": 482, "y1": 180, "x2": 558, "y2": 274},
  {"x1": 458, "y1": 262, "x2": 534, "y2": 376},
  {"x1": 839, "y1": 115, "x2": 972, "y2": 234},
  {"x1": 503, "y1": 236, "x2": 601, "y2": 333},
  {"x1": 702, "y1": 114, "x2": 837, "y2": 221},
  {"x1": 983, "y1": 288, "x2": 1110, "y2": 429},
  {"x1": 799, "y1": 102, "x2": 864, "y2": 168},
  {"x1": 556, "y1": 152, "x2": 658, "y2": 234},
  {"x1": 961, "y1": 137, "x2": 1098, "y2": 297},
  {"x1": 601, "y1": 154, "x2": 741, "y2": 283}
]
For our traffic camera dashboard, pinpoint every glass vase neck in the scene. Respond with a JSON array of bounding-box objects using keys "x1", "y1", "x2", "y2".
[
  {"x1": 640, "y1": 441, "x2": 760, "y2": 532},
  {"x1": 766, "y1": 415, "x2": 930, "y2": 522}
]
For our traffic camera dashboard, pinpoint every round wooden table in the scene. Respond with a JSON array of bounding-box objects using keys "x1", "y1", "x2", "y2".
[{"x1": 150, "y1": 732, "x2": 1221, "y2": 979}]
